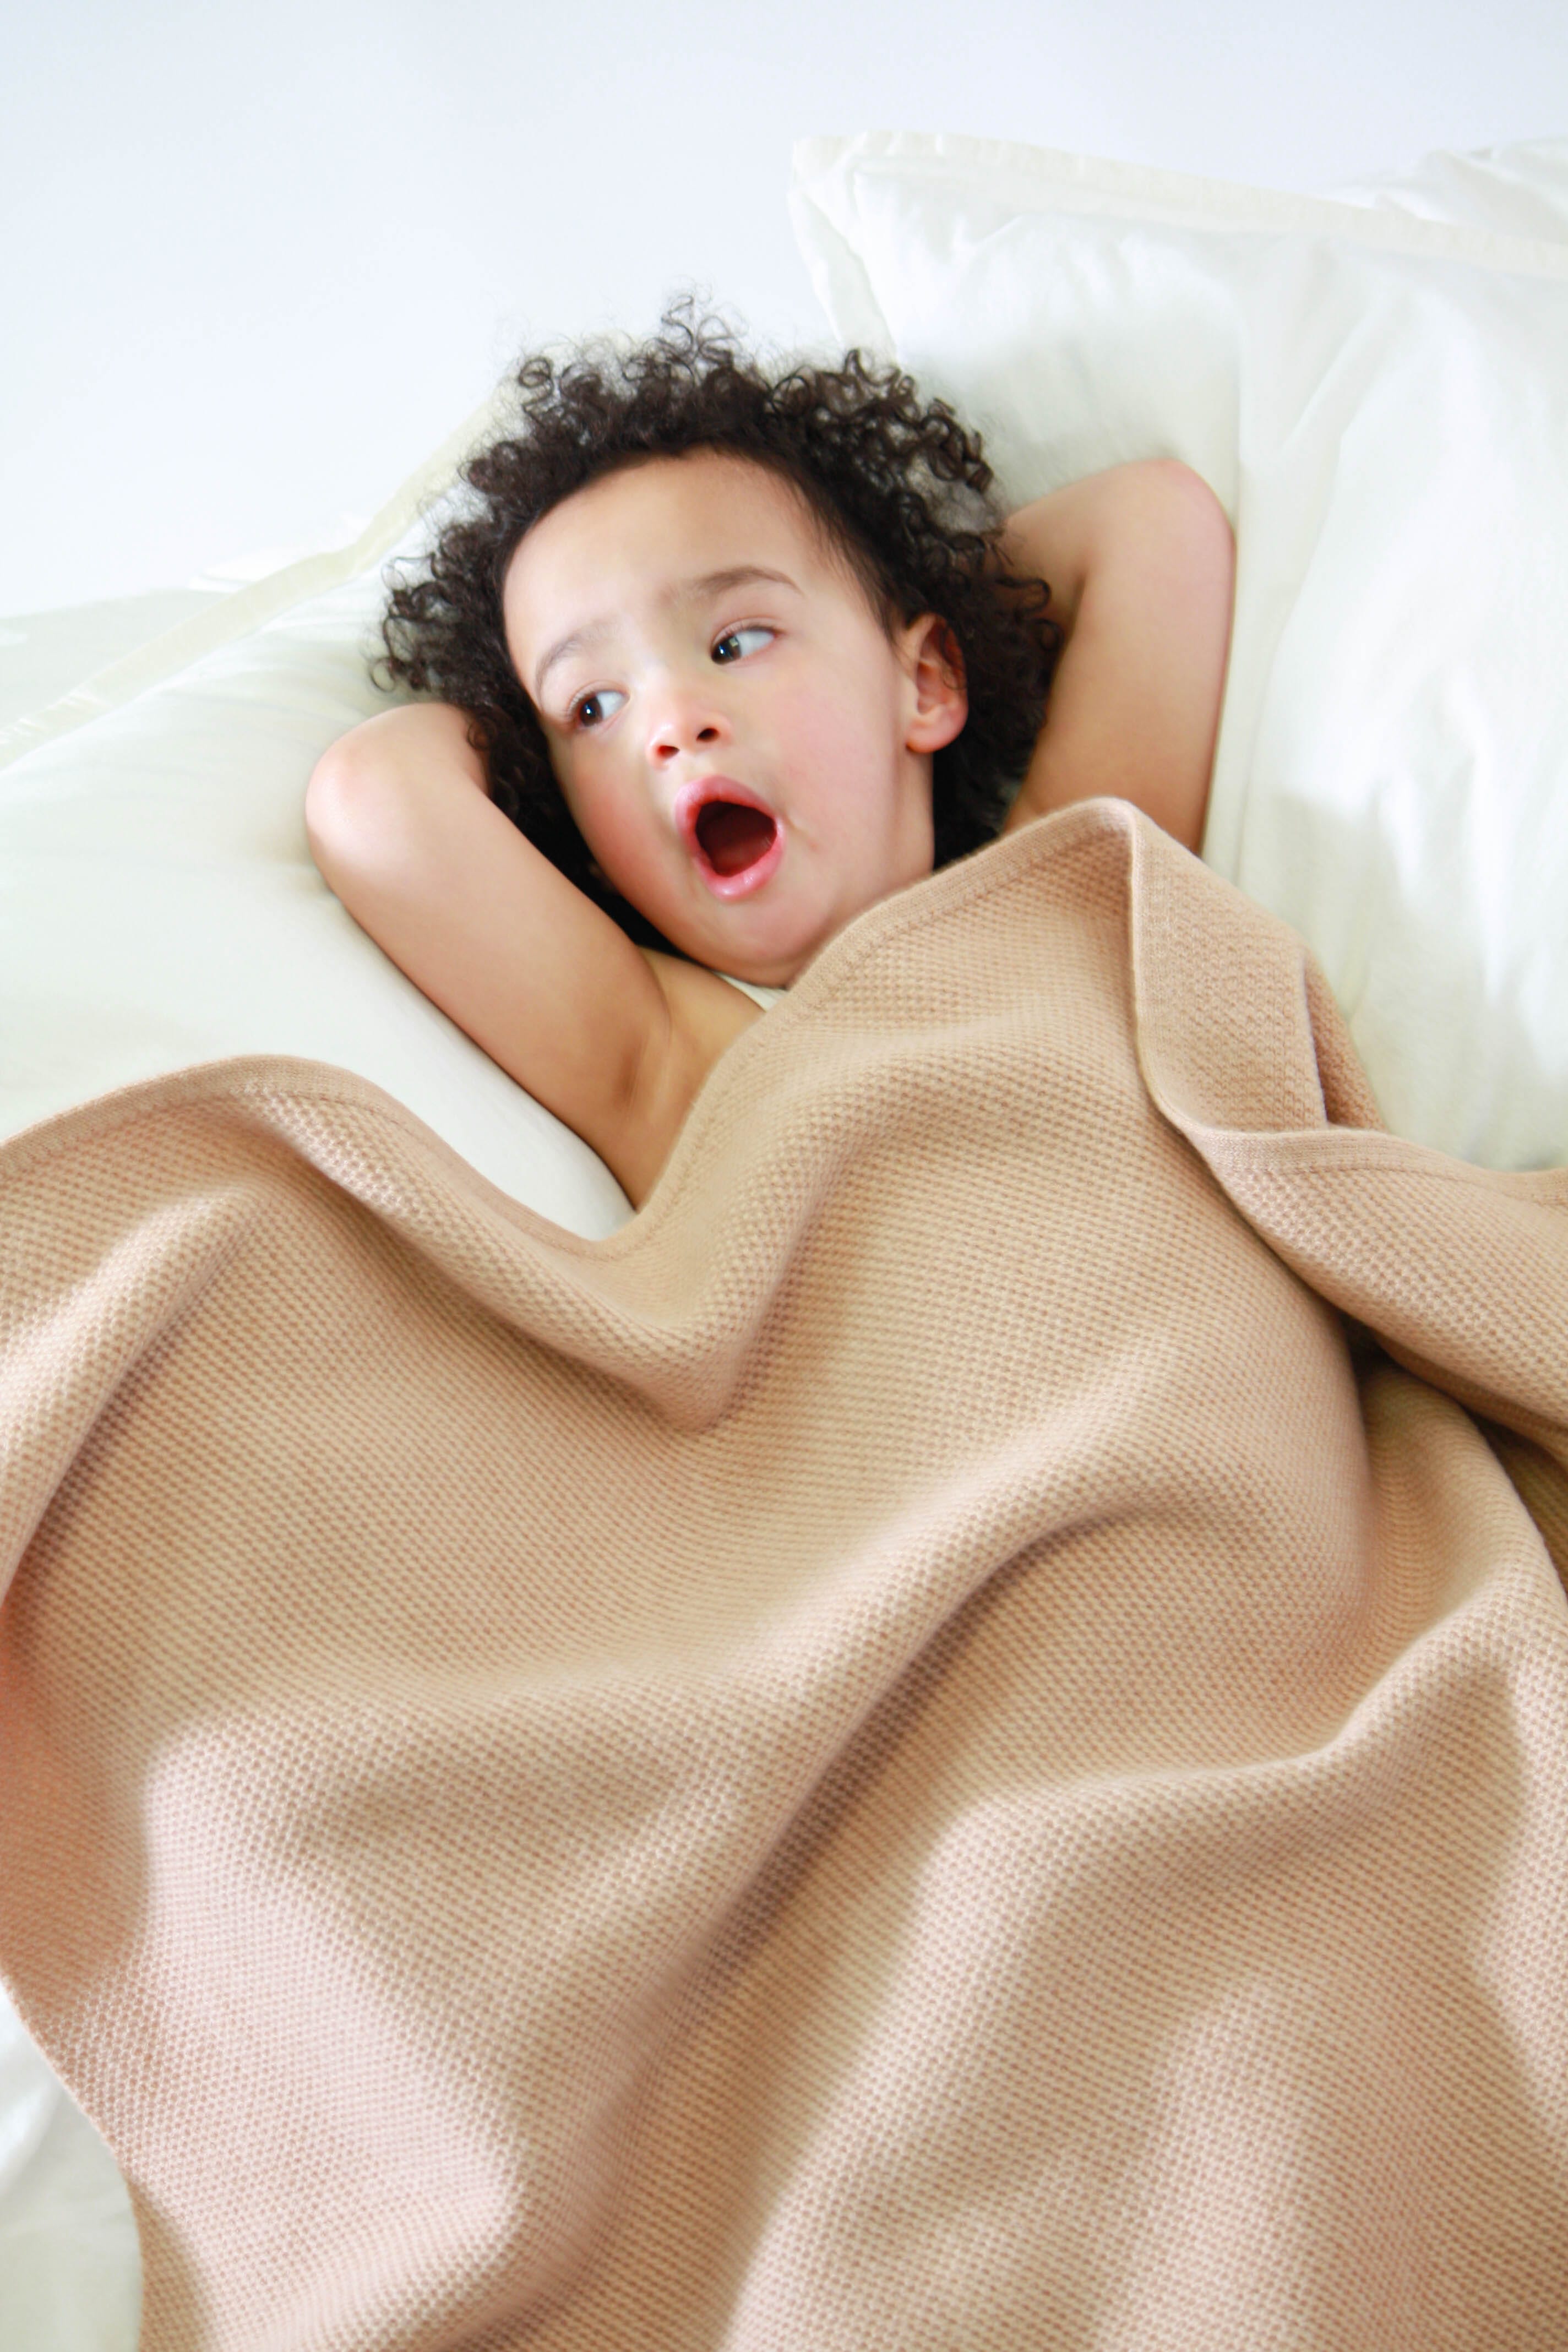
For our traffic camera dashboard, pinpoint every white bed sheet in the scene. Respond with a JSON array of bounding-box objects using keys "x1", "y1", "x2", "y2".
[{"x1": 0, "y1": 2018, "x2": 139, "y2": 2351}]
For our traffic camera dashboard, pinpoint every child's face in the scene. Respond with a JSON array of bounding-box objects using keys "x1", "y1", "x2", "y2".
[{"x1": 502, "y1": 450, "x2": 966, "y2": 986}]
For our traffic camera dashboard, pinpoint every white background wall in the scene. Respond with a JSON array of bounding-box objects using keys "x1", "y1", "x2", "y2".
[{"x1": 2, "y1": 0, "x2": 1564, "y2": 616}]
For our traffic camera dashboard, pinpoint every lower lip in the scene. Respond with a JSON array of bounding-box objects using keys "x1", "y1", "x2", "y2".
[{"x1": 695, "y1": 826, "x2": 785, "y2": 901}]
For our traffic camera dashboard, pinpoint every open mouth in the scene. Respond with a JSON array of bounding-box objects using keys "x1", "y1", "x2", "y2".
[
  {"x1": 695, "y1": 801, "x2": 778, "y2": 877},
  {"x1": 677, "y1": 781, "x2": 785, "y2": 900}
]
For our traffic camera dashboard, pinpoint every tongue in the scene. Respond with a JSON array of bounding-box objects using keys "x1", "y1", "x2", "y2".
[{"x1": 696, "y1": 801, "x2": 777, "y2": 876}]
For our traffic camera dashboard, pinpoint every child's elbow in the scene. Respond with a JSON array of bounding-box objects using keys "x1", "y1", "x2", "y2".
[
  {"x1": 1145, "y1": 462, "x2": 1236, "y2": 639},
  {"x1": 304, "y1": 733, "x2": 392, "y2": 886},
  {"x1": 1151, "y1": 460, "x2": 1234, "y2": 562}
]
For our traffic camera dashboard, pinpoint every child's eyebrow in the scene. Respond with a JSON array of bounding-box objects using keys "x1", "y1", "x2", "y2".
[{"x1": 532, "y1": 567, "x2": 800, "y2": 699}]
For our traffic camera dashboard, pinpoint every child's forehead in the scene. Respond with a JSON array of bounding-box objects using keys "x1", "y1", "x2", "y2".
[
  {"x1": 501, "y1": 448, "x2": 876, "y2": 672},
  {"x1": 509, "y1": 451, "x2": 840, "y2": 601}
]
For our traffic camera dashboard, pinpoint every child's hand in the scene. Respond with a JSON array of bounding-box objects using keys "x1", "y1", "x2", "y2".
[{"x1": 998, "y1": 461, "x2": 1235, "y2": 855}]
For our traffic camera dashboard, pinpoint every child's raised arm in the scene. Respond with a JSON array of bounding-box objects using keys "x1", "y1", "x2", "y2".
[
  {"x1": 998, "y1": 460, "x2": 1235, "y2": 854},
  {"x1": 304, "y1": 703, "x2": 677, "y2": 1201}
]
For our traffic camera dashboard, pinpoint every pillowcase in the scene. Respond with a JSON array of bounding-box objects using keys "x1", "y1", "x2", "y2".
[
  {"x1": 790, "y1": 133, "x2": 1568, "y2": 1169},
  {"x1": 1333, "y1": 136, "x2": 1568, "y2": 242},
  {"x1": 0, "y1": 385, "x2": 638, "y2": 1239}
]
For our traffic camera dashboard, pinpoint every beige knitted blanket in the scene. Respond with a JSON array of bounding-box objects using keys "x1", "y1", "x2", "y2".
[{"x1": 2, "y1": 800, "x2": 1566, "y2": 2352}]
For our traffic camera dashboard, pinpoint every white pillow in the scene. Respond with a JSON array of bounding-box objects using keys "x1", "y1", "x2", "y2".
[
  {"x1": 790, "y1": 133, "x2": 1568, "y2": 1170},
  {"x1": 0, "y1": 388, "x2": 636, "y2": 1239},
  {"x1": 1334, "y1": 136, "x2": 1568, "y2": 242}
]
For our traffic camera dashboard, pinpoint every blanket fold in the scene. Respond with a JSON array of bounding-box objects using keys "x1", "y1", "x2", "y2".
[{"x1": 2, "y1": 798, "x2": 1565, "y2": 2351}]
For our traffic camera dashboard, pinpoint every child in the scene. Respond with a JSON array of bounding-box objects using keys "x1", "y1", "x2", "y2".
[{"x1": 306, "y1": 304, "x2": 1234, "y2": 1209}]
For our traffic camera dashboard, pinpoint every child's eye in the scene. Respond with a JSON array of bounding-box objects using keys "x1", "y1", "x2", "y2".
[
  {"x1": 712, "y1": 626, "x2": 775, "y2": 664},
  {"x1": 571, "y1": 688, "x2": 626, "y2": 729}
]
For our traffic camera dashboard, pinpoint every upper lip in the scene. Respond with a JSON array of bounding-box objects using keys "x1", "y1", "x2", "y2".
[{"x1": 672, "y1": 776, "x2": 778, "y2": 863}]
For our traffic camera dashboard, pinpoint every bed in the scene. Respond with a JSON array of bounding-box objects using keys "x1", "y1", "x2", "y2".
[{"x1": 1, "y1": 132, "x2": 1565, "y2": 2351}]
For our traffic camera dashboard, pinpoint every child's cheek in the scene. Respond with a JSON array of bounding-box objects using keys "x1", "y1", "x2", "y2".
[
  {"x1": 560, "y1": 748, "x2": 643, "y2": 883},
  {"x1": 770, "y1": 667, "x2": 880, "y2": 782}
]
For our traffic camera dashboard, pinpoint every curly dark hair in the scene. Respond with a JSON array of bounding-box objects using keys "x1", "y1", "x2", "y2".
[{"x1": 376, "y1": 300, "x2": 1061, "y2": 952}]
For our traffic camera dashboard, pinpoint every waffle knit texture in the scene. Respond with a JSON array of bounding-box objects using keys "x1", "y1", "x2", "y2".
[{"x1": 2, "y1": 799, "x2": 1566, "y2": 2351}]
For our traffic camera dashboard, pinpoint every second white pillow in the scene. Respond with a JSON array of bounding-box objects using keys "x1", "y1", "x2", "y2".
[{"x1": 790, "y1": 133, "x2": 1568, "y2": 1169}]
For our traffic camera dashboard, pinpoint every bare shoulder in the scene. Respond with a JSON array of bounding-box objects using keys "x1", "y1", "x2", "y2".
[
  {"x1": 621, "y1": 950, "x2": 769, "y2": 1205},
  {"x1": 638, "y1": 949, "x2": 769, "y2": 1055}
]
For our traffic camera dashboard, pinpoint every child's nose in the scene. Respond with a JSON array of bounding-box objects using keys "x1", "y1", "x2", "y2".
[{"x1": 646, "y1": 685, "x2": 729, "y2": 766}]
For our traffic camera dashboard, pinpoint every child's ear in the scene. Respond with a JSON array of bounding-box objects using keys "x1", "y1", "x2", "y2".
[{"x1": 901, "y1": 614, "x2": 968, "y2": 754}]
